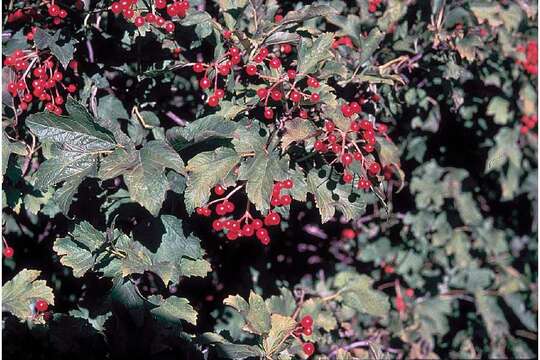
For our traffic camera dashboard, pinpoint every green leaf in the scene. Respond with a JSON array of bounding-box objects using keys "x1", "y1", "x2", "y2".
[
  {"x1": 180, "y1": 115, "x2": 239, "y2": 143},
  {"x1": 486, "y1": 97, "x2": 511, "y2": 125},
  {"x1": 26, "y1": 98, "x2": 116, "y2": 151},
  {"x1": 215, "y1": 344, "x2": 265, "y2": 359},
  {"x1": 280, "y1": 5, "x2": 338, "y2": 26},
  {"x1": 263, "y1": 314, "x2": 296, "y2": 355},
  {"x1": 334, "y1": 272, "x2": 389, "y2": 317},
  {"x1": 3, "y1": 269, "x2": 55, "y2": 321},
  {"x1": 281, "y1": 118, "x2": 317, "y2": 149},
  {"x1": 297, "y1": 33, "x2": 335, "y2": 75},
  {"x1": 238, "y1": 151, "x2": 289, "y2": 213},
  {"x1": 185, "y1": 147, "x2": 241, "y2": 213},
  {"x1": 150, "y1": 296, "x2": 198, "y2": 325},
  {"x1": 246, "y1": 291, "x2": 271, "y2": 335},
  {"x1": 97, "y1": 94, "x2": 129, "y2": 122},
  {"x1": 34, "y1": 28, "x2": 76, "y2": 69}
]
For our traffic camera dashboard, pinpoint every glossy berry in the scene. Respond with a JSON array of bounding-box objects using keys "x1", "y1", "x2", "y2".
[
  {"x1": 341, "y1": 228, "x2": 356, "y2": 239},
  {"x1": 223, "y1": 30, "x2": 232, "y2": 39},
  {"x1": 224, "y1": 201, "x2": 235, "y2": 213},
  {"x1": 283, "y1": 179, "x2": 293, "y2": 189},
  {"x1": 214, "y1": 184, "x2": 225, "y2": 195},
  {"x1": 280, "y1": 194, "x2": 292, "y2": 206},
  {"x1": 264, "y1": 212, "x2": 281, "y2": 226},
  {"x1": 245, "y1": 64, "x2": 257, "y2": 76},
  {"x1": 207, "y1": 95, "x2": 219, "y2": 107},
  {"x1": 289, "y1": 91, "x2": 301, "y2": 103},
  {"x1": 257, "y1": 88, "x2": 268, "y2": 99},
  {"x1": 314, "y1": 140, "x2": 326, "y2": 152},
  {"x1": 226, "y1": 230, "x2": 239, "y2": 241},
  {"x1": 199, "y1": 77, "x2": 211, "y2": 89},
  {"x1": 341, "y1": 104, "x2": 353, "y2": 117},
  {"x1": 384, "y1": 265, "x2": 394, "y2": 274},
  {"x1": 274, "y1": 14, "x2": 283, "y2": 22},
  {"x1": 341, "y1": 153, "x2": 353, "y2": 166},
  {"x1": 300, "y1": 314, "x2": 313, "y2": 328},
  {"x1": 241, "y1": 224, "x2": 254, "y2": 237},
  {"x1": 405, "y1": 288, "x2": 414, "y2": 297},
  {"x1": 270, "y1": 89, "x2": 282, "y2": 101},
  {"x1": 193, "y1": 62, "x2": 205, "y2": 73},
  {"x1": 134, "y1": 16, "x2": 145, "y2": 27},
  {"x1": 287, "y1": 69, "x2": 296, "y2": 80},
  {"x1": 263, "y1": 107, "x2": 274, "y2": 120},
  {"x1": 302, "y1": 326, "x2": 313, "y2": 336},
  {"x1": 368, "y1": 162, "x2": 381, "y2": 175},
  {"x1": 310, "y1": 93, "x2": 320, "y2": 103},
  {"x1": 3, "y1": 246, "x2": 14, "y2": 258},
  {"x1": 256, "y1": 228, "x2": 269, "y2": 240},
  {"x1": 303, "y1": 342, "x2": 315, "y2": 356},
  {"x1": 343, "y1": 172, "x2": 353, "y2": 183},
  {"x1": 307, "y1": 77, "x2": 319, "y2": 88},
  {"x1": 35, "y1": 299, "x2": 48, "y2": 312},
  {"x1": 269, "y1": 57, "x2": 281, "y2": 69},
  {"x1": 324, "y1": 121, "x2": 335, "y2": 132},
  {"x1": 252, "y1": 219, "x2": 263, "y2": 229},
  {"x1": 299, "y1": 110, "x2": 308, "y2": 119},
  {"x1": 48, "y1": 4, "x2": 61, "y2": 16},
  {"x1": 349, "y1": 101, "x2": 361, "y2": 113},
  {"x1": 164, "y1": 22, "x2": 175, "y2": 33},
  {"x1": 214, "y1": 88, "x2": 225, "y2": 98}
]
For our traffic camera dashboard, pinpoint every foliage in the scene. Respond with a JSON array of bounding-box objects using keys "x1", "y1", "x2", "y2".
[{"x1": 2, "y1": 0, "x2": 537, "y2": 359}]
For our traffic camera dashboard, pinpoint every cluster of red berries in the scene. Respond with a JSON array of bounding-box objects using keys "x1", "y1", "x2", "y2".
[
  {"x1": 295, "y1": 315, "x2": 315, "y2": 356},
  {"x1": 520, "y1": 114, "x2": 537, "y2": 134},
  {"x1": 314, "y1": 118, "x2": 386, "y2": 188},
  {"x1": 195, "y1": 180, "x2": 294, "y2": 245},
  {"x1": 332, "y1": 36, "x2": 354, "y2": 49},
  {"x1": 193, "y1": 46, "x2": 243, "y2": 107},
  {"x1": 47, "y1": 3, "x2": 68, "y2": 25},
  {"x1": 4, "y1": 49, "x2": 77, "y2": 114},
  {"x1": 517, "y1": 40, "x2": 538, "y2": 75},
  {"x1": 111, "y1": 0, "x2": 188, "y2": 31},
  {"x1": 368, "y1": 0, "x2": 382, "y2": 13}
]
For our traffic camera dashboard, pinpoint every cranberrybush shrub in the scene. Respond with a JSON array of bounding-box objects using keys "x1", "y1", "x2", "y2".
[{"x1": 2, "y1": 1, "x2": 537, "y2": 359}]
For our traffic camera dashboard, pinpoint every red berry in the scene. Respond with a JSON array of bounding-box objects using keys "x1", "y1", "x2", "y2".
[
  {"x1": 258, "y1": 47, "x2": 269, "y2": 58},
  {"x1": 280, "y1": 194, "x2": 292, "y2": 206},
  {"x1": 241, "y1": 224, "x2": 254, "y2": 237},
  {"x1": 310, "y1": 93, "x2": 320, "y2": 103},
  {"x1": 224, "y1": 201, "x2": 235, "y2": 213},
  {"x1": 368, "y1": 162, "x2": 381, "y2": 175},
  {"x1": 164, "y1": 21, "x2": 175, "y2": 33},
  {"x1": 314, "y1": 140, "x2": 326, "y2": 152},
  {"x1": 274, "y1": 14, "x2": 283, "y2": 23},
  {"x1": 270, "y1": 89, "x2": 281, "y2": 101},
  {"x1": 134, "y1": 16, "x2": 145, "y2": 27},
  {"x1": 58, "y1": 9, "x2": 67, "y2": 18},
  {"x1": 218, "y1": 64, "x2": 230, "y2": 76},
  {"x1": 269, "y1": 57, "x2": 281, "y2": 69},
  {"x1": 256, "y1": 227, "x2": 269, "y2": 240},
  {"x1": 214, "y1": 88, "x2": 225, "y2": 98},
  {"x1": 405, "y1": 288, "x2": 414, "y2": 297},
  {"x1": 289, "y1": 90, "x2": 302, "y2": 103},
  {"x1": 300, "y1": 315, "x2": 313, "y2": 328},
  {"x1": 299, "y1": 110, "x2": 308, "y2": 119},
  {"x1": 384, "y1": 265, "x2": 394, "y2": 274},
  {"x1": 145, "y1": 13, "x2": 156, "y2": 23},
  {"x1": 263, "y1": 107, "x2": 274, "y2": 120},
  {"x1": 257, "y1": 88, "x2": 268, "y2": 99},
  {"x1": 252, "y1": 219, "x2": 263, "y2": 229},
  {"x1": 264, "y1": 211, "x2": 281, "y2": 226},
  {"x1": 193, "y1": 63, "x2": 205, "y2": 73},
  {"x1": 48, "y1": 4, "x2": 61, "y2": 16},
  {"x1": 155, "y1": 0, "x2": 167, "y2": 8},
  {"x1": 287, "y1": 69, "x2": 296, "y2": 80},
  {"x1": 35, "y1": 299, "x2": 48, "y2": 312},
  {"x1": 245, "y1": 64, "x2": 257, "y2": 76},
  {"x1": 343, "y1": 172, "x2": 353, "y2": 183},
  {"x1": 67, "y1": 84, "x2": 77, "y2": 93},
  {"x1": 377, "y1": 123, "x2": 388, "y2": 133},
  {"x1": 341, "y1": 104, "x2": 353, "y2": 117},
  {"x1": 349, "y1": 101, "x2": 361, "y2": 113},
  {"x1": 216, "y1": 203, "x2": 226, "y2": 215},
  {"x1": 212, "y1": 219, "x2": 224, "y2": 231},
  {"x1": 214, "y1": 184, "x2": 225, "y2": 195},
  {"x1": 3, "y1": 246, "x2": 14, "y2": 258},
  {"x1": 208, "y1": 95, "x2": 219, "y2": 107},
  {"x1": 259, "y1": 235, "x2": 270, "y2": 245},
  {"x1": 283, "y1": 179, "x2": 293, "y2": 189},
  {"x1": 359, "y1": 119, "x2": 372, "y2": 130},
  {"x1": 230, "y1": 54, "x2": 242, "y2": 65},
  {"x1": 341, "y1": 153, "x2": 353, "y2": 166},
  {"x1": 303, "y1": 326, "x2": 313, "y2": 336},
  {"x1": 230, "y1": 47, "x2": 241, "y2": 56},
  {"x1": 223, "y1": 30, "x2": 232, "y2": 39},
  {"x1": 226, "y1": 230, "x2": 239, "y2": 241},
  {"x1": 307, "y1": 77, "x2": 320, "y2": 88},
  {"x1": 303, "y1": 342, "x2": 315, "y2": 356},
  {"x1": 280, "y1": 43, "x2": 292, "y2": 54},
  {"x1": 341, "y1": 228, "x2": 356, "y2": 239},
  {"x1": 325, "y1": 121, "x2": 335, "y2": 132},
  {"x1": 199, "y1": 77, "x2": 211, "y2": 89},
  {"x1": 350, "y1": 121, "x2": 361, "y2": 132}
]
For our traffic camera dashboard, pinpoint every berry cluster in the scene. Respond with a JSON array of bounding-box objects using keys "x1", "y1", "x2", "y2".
[
  {"x1": 111, "y1": 0, "x2": 188, "y2": 31},
  {"x1": 314, "y1": 117, "x2": 387, "y2": 188},
  {"x1": 520, "y1": 114, "x2": 537, "y2": 134},
  {"x1": 4, "y1": 49, "x2": 77, "y2": 114},
  {"x1": 368, "y1": 0, "x2": 383, "y2": 13},
  {"x1": 47, "y1": 3, "x2": 68, "y2": 25},
  {"x1": 517, "y1": 40, "x2": 538, "y2": 75},
  {"x1": 195, "y1": 180, "x2": 294, "y2": 245},
  {"x1": 295, "y1": 315, "x2": 315, "y2": 356}
]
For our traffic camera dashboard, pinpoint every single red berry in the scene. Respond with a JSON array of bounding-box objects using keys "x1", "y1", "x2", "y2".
[
  {"x1": 258, "y1": 47, "x2": 269, "y2": 58},
  {"x1": 377, "y1": 123, "x2": 388, "y2": 133},
  {"x1": 134, "y1": 16, "x2": 145, "y2": 27},
  {"x1": 35, "y1": 299, "x2": 48, "y2": 312},
  {"x1": 245, "y1": 64, "x2": 257, "y2": 76},
  {"x1": 314, "y1": 140, "x2": 326, "y2": 152},
  {"x1": 359, "y1": 119, "x2": 372, "y2": 130},
  {"x1": 263, "y1": 107, "x2": 274, "y2": 120},
  {"x1": 212, "y1": 219, "x2": 224, "y2": 231},
  {"x1": 241, "y1": 224, "x2": 254, "y2": 237},
  {"x1": 269, "y1": 57, "x2": 281, "y2": 69},
  {"x1": 48, "y1": 4, "x2": 61, "y2": 16},
  {"x1": 218, "y1": 64, "x2": 230, "y2": 76},
  {"x1": 199, "y1": 77, "x2": 211, "y2": 89},
  {"x1": 3, "y1": 246, "x2": 14, "y2": 258},
  {"x1": 231, "y1": 54, "x2": 242, "y2": 65},
  {"x1": 67, "y1": 84, "x2": 77, "y2": 93},
  {"x1": 264, "y1": 211, "x2": 281, "y2": 226},
  {"x1": 23, "y1": 94, "x2": 32, "y2": 103},
  {"x1": 226, "y1": 230, "x2": 239, "y2": 241},
  {"x1": 164, "y1": 21, "x2": 175, "y2": 33},
  {"x1": 325, "y1": 121, "x2": 335, "y2": 132},
  {"x1": 214, "y1": 88, "x2": 225, "y2": 98},
  {"x1": 280, "y1": 43, "x2": 292, "y2": 54},
  {"x1": 341, "y1": 153, "x2": 353, "y2": 166},
  {"x1": 259, "y1": 235, "x2": 270, "y2": 245},
  {"x1": 289, "y1": 90, "x2": 302, "y2": 103},
  {"x1": 202, "y1": 208, "x2": 212, "y2": 216},
  {"x1": 193, "y1": 62, "x2": 205, "y2": 73},
  {"x1": 257, "y1": 88, "x2": 268, "y2": 99},
  {"x1": 283, "y1": 179, "x2": 293, "y2": 189},
  {"x1": 299, "y1": 110, "x2": 308, "y2": 119},
  {"x1": 349, "y1": 101, "x2": 361, "y2": 113},
  {"x1": 310, "y1": 93, "x2": 320, "y2": 103},
  {"x1": 341, "y1": 228, "x2": 356, "y2": 239},
  {"x1": 303, "y1": 342, "x2": 315, "y2": 356},
  {"x1": 58, "y1": 9, "x2": 67, "y2": 18},
  {"x1": 270, "y1": 89, "x2": 282, "y2": 101},
  {"x1": 216, "y1": 203, "x2": 226, "y2": 215},
  {"x1": 384, "y1": 265, "x2": 394, "y2": 274},
  {"x1": 224, "y1": 201, "x2": 235, "y2": 213},
  {"x1": 271, "y1": 197, "x2": 282, "y2": 207},
  {"x1": 274, "y1": 14, "x2": 283, "y2": 23},
  {"x1": 208, "y1": 95, "x2": 220, "y2": 107},
  {"x1": 368, "y1": 162, "x2": 381, "y2": 175},
  {"x1": 155, "y1": 0, "x2": 167, "y2": 8},
  {"x1": 145, "y1": 13, "x2": 157, "y2": 23},
  {"x1": 350, "y1": 121, "x2": 361, "y2": 132},
  {"x1": 303, "y1": 326, "x2": 313, "y2": 336},
  {"x1": 252, "y1": 219, "x2": 263, "y2": 229},
  {"x1": 280, "y1": 194, "x2": 292, "y2": 206},
  {"x1": 405, "y1": 288, "x2": 414, "y2": 297},
  {"x1": 287, "y1": 69, "x2": 296, "y2": 80},
  {"x1": 343, "y1": 172, "x2": 353, "y2": 183},
  {"x1": 300, "y1": 315, "x2": 313, "y2": 328},
  {"x1": 223, "y1": 30, "x2": 232, "y2": 39},
  {"x1": 256, "y1": 227, "x2": 269, "y2": 240},
  {"x1": 214, "y1": 184, "x2": 225, "y2": 195},
  {"x1": 341, "y1": 104, "x2": 353, "y2": 117},
  {"x1": 307, "y1": 77, "x2": 320, "y2": 88}
]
